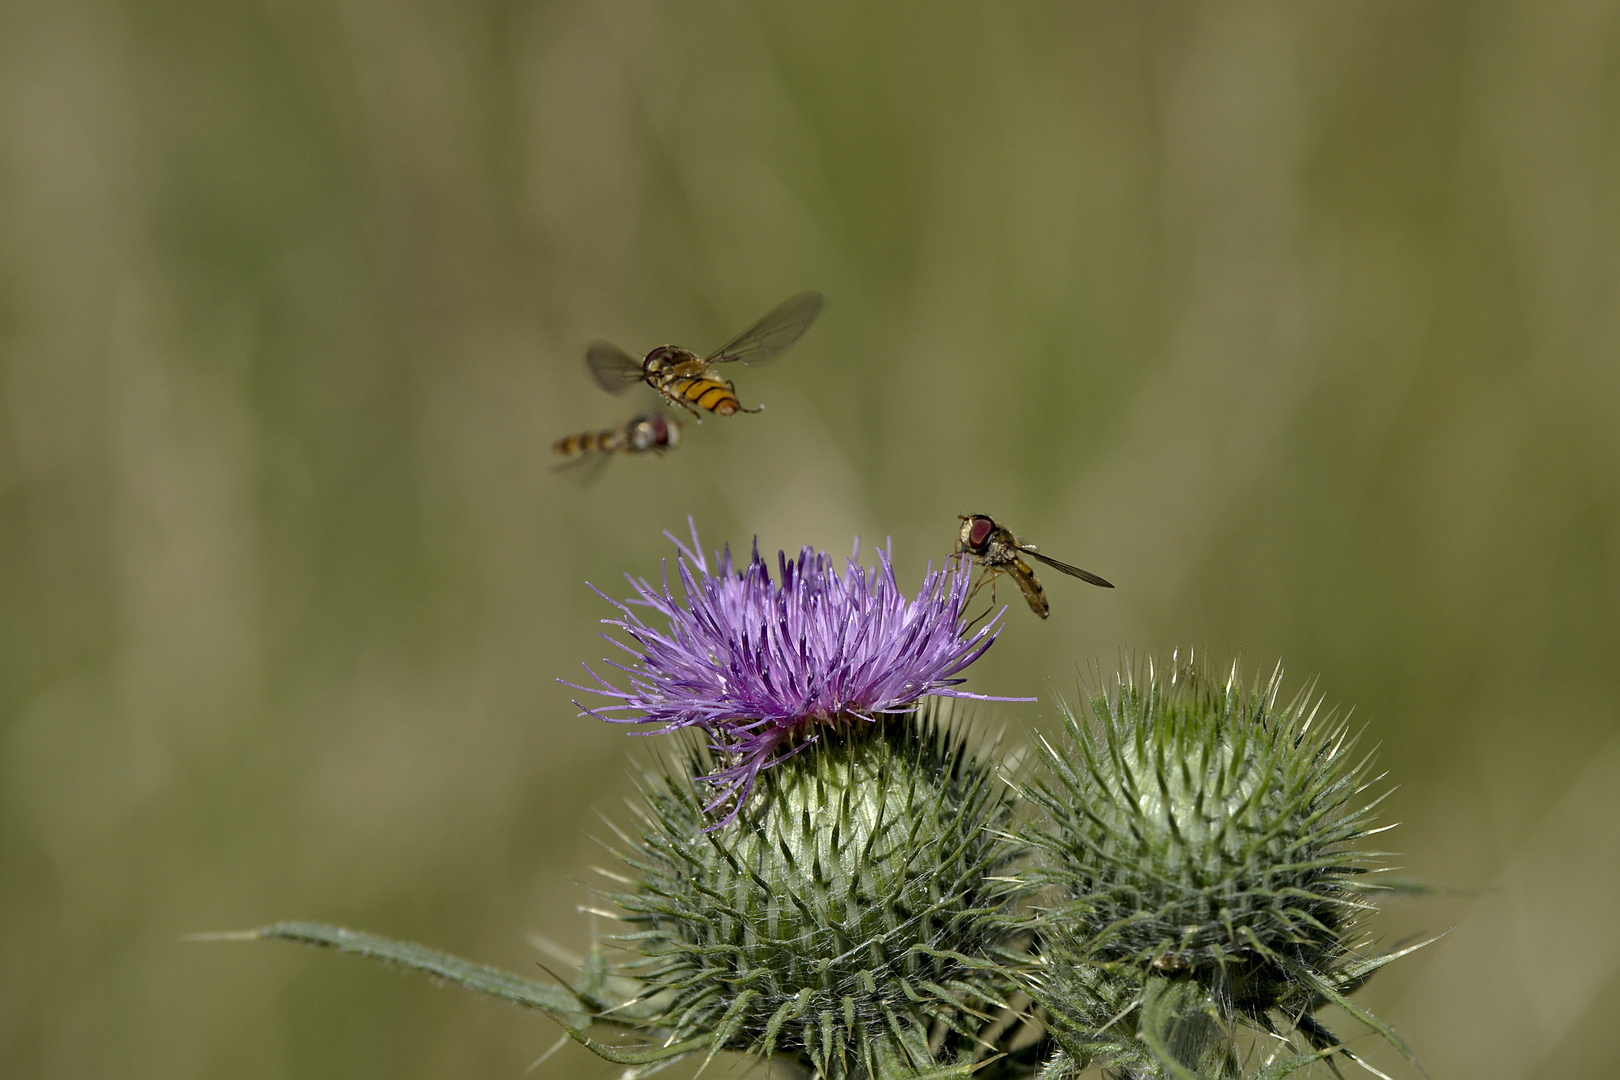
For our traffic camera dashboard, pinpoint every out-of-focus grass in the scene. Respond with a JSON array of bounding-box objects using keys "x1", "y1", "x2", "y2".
[{"x1": 1, "y1": 3, "x2": 1617, "y2": 1078}]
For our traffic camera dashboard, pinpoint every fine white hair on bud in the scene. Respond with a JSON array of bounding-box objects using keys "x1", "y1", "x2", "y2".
[
  {"x1": 1016, "y1": 653, "x2": 1421, "y2": 1080},
  {"x1": 600, "y1": 707, "x2": 1039, "y2": 1080}
]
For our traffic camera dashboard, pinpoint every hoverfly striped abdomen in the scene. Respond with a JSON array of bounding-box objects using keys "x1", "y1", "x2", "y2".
[
  {"x1": 553, "y1": 427, "x2": 625, "y2": 457},
  {"x1": 670, "y1": 374, "x2": 743, "y2": 416}
]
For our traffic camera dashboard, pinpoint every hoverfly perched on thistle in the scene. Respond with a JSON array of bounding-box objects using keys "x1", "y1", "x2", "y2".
[
  {"x1": 954, "y1": 513, "x2": 1113, "y2": 619},
  {"x1": 583, "y1": 291, "x2": 824, "y2": 418}
]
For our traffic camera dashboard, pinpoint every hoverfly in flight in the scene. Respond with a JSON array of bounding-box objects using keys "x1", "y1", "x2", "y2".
[
  {"x1": 553, "y1": 412, "x2": 682, "y2": 459},
  {"x1": 954, "y1": 513, "x2": 1114, "y2": 619},
  {"x1": 583, "y1": 291, "x2": 824, "y2": 418},
  {"x1": 552, "y1": 412, "x2": 682, "y2": 483}
]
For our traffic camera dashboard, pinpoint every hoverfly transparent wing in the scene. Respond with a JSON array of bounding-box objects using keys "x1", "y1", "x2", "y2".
[
  {"x1": 585, "y1": 341, "x2": 646, "y2": 394},
  {"x1": 1020, "y1": 548, "x2": 1115, "y2": 589},
  {"x1": 708, "y1": 291, "x2": 825, "y2": 365},
  {"x1": 552, "y1": 450, "x2": 616, "y2": 487}
]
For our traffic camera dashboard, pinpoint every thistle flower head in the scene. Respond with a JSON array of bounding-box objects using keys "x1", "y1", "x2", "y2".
[
  {"x1": 569, "y1": 520, "x2": 1026, "y2": 821},
  {"x1": 604, "y1": 712, "x2": 1032, "y2": 1080},
  {"x1": 1017, "y1": 653, "x2": 1419, "y2": 1079}
]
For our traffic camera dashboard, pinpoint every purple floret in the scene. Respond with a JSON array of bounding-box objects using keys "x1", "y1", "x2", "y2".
[{"x1": 566, "y1": 520, "x2": 1028, "y2": 824}]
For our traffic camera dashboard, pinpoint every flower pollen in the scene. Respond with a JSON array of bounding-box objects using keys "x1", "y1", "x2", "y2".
[{"x1": 567, "y1": 520, "x2": 1028, "y2": 824}]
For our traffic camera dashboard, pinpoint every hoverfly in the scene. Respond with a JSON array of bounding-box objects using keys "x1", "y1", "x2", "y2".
[
  {"x1": 583, "y1": 291, "x2": 824, "y2": 418},
  {"x1": 552, "y1": 412, "x2": 682, "y2": 484},
  {"x1": 954, "y1": 514, "x2": 1114, "y2": 619},
  {"x1": 553, "y1": 412, "x2": 682, "y2": 459}
]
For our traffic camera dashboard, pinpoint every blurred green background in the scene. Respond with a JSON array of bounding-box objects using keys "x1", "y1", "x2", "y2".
[{"x1": 3, "y1": 2, "x2": 1618, "y2": 1077}]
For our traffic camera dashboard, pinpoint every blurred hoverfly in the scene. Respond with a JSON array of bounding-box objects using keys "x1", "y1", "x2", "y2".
[
  {"x1": 954, "y1": 513, "x2": 1113, "y2": 619},
  {"x1": 553, "y1": 412, "x2": 682, "y2": 459},
  {"x1": 583, "y1": 291, "x2": 824, "y2": 418},
  {"x1": 552, "y1": 412, "x2": 682, "y2": 483}
]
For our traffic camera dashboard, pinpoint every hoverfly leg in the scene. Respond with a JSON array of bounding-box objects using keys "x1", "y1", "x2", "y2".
[
  {"x1": 963, "y1": 577, "x2": 985, "y2": 609},
  {"x1": 961, "y1": 600, "x2": 994, "y2": 634},
  {"x1": 960, "y1": 567, "x2": 997, "y2": 633},
  {"x1": 660, "y1": 388, "x2": 705, "y2": 421}
]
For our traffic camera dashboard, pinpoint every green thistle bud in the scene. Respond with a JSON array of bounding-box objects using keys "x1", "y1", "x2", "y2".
[
  {"x1": 602, "y1": 713, "x2": 1035, "y2": 1080},
  {"x1": 1017, "y1": 655, "x2": 1418, "y2": 1080}
]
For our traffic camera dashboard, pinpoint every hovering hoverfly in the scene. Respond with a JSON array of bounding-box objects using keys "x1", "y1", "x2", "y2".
[
  {"x1": 551, "y1": 412, "x2": 682, "y2": 484},
  {"x1": 583, "y1": 291, "x2": 824, "y2": 418},
  {"x1": 954, "y1": 514, "x2": 1114, "y2": 619},
  {"x1": 553, "y1": 412, "x2": 682, "y2": 460}
]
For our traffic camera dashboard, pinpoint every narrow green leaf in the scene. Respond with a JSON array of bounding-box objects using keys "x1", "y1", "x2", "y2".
[{"x1": 253, "y1": 922, "x2": 584, "y2": 1020}]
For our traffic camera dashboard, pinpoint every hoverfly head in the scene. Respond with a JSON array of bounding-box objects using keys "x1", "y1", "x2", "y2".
[
  {"x1": 642, "y1": 345, "x2": 676, "y2": 375},
  {"x1": 649, "y1": 414, "x2": 678, "y2": 448},
  {"x1": 964, "y1": 514, "x2": 997, "y2": 552}
]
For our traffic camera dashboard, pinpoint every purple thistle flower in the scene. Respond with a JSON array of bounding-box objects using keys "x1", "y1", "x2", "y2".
[{"x1": 566, "y1": 520, "x2": 1031, "y2": 825}]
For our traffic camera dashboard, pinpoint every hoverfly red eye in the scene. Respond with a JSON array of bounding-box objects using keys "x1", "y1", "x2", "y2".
[
  {"x1": 968, "y1": 517, "x2": 995, "y2": 548},
  {"x1": 648, "y1": 416, "x2": 668, "y2": 438}
]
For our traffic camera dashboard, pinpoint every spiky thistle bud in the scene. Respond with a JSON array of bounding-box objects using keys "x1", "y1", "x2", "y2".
[
  {"x1": 600, "y1": 712, "x2": 1039, "y2": 1080},
  {"x1": 1016, "y1": 655, "x2": 1419, "y2": 1080}
]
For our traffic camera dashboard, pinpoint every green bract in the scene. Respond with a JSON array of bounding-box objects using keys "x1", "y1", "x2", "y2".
[
  {"x1": 1018, "y1": 657, "x2": 1415, "y2": 1080},
  {"x1": 603, "y1": 714, "x2": 1036, "y2": 1080}
]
